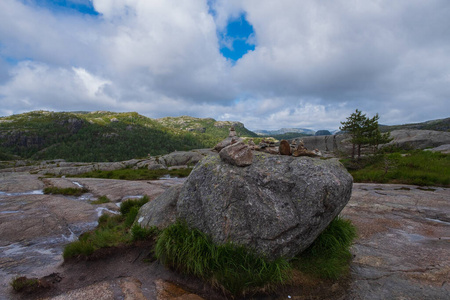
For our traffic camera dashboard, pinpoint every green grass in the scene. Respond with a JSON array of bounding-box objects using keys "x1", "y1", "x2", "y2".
[
  {"x1": 342, "y1": 150, "x2": 450, "y2": 186},
  {"x1": 292, "y1": 217, "x2": 357, "y2": 279},
  {"x1": 43, "y1": 186, "x2": 89, "y2": 196},
  {"x1": 90, "y1": 195, "x2": 110, "y2": 204},
  {"x1": 120, "y1": 196, "x2": 149, "y2": 216},
  {"x1": 62, "y1": 196, "x2": 152, "y2": 260},
  {"x1": 155, "y1": 221, "x2": 285, "y2": 296},
  {"x1": 71, "y1": 167, "x2": 192, "y2": 180},
  {"x1": 131, "y1": 224, "x2": 159, "y2": 241},
  {"x1": 154, "y1": 218, "x2": 356, "y2": 296}
]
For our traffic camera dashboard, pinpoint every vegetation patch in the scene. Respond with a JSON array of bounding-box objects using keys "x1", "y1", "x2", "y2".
[
  {"x1": 71, "y1": 167, "x2": 192, "y2": 180},
  {"x1": 154, "y1": 217, "x2": 356, "y2": 296},
  {"x1": 155, "y1": 221, "x2": 291, "y2": 296},
  {"x1": 62, "y1": 196, "x2": 153, "y2": 260},
  {"x1": 292, "y1": 217, "x2": 357, "y2": 279},
  {"x1": 90, "y1": 195, "x2": 110, "y2": 204},
  {"x1": 43, "y1": 186, "x2": 88, "y2": 196},
  {"x1": 62, "y1": 196, "x2": 356, "y2": 296},
  {"x1": 10, "y1": 276, "x2": 40, "y2": 293},
  {"x1": 342, "y1": 150, "x2": 450, "y2": 187}
]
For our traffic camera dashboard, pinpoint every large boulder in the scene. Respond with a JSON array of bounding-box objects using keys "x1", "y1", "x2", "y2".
[{"x1": 139, "y1": 152, "x2": 353, "y2": 259}]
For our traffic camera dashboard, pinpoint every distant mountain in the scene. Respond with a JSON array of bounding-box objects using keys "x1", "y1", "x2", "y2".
[
  {"x1": 254, "y1": 128, "x2": 316, "y2": 136},
  {"x1": 380, "y1": 118, "x2": 450, "y2": 132},
  {"x1": 0, "y1": 111, "x2": 257, "y2": 162}
]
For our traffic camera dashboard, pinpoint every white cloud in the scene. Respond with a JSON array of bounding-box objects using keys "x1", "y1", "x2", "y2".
[{"x1": 0, "y1": 0, "x2": 449, "y2": 129}]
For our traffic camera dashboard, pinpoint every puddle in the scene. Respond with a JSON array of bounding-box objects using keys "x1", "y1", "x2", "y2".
[
  {"x1": 121, "y1": 195, "x2": 145, "y2": 201},
  {"x1": 95, "y1": 207, "x2": 120, "y2": 217},
  {"x1": 72, "y1": 181, "x2": 84, "y2": 188},
  {"x1": 0, "y1": 190, "x2": 44, "y2": 197},
  {"x1": 0, "y1": 210, "x2": 23, "y2": 214}
]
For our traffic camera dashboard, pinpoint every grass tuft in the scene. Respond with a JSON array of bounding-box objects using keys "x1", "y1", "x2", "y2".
[
  {"x1": 120, "y1": 196, "x2": 149, "y2": 216},
  {"x1": 292, "y1": 217, "x2": 357, "y2": 279},
  {"x1": 43, "y1": 186, "x2": 88, "y2": 196},
  {"x1": 72, "y1": 167, "x2": 192, "y2": 180},
  {"x1": 90, "y1": 195, "x2": 110, "y2": 204},
  {"x1": 131, "y1": 224, "x2": 159, "y2": 241},
  {"x1": 63, "y1": 195, "x2": 151, "y2": 260},
  {"x1": 155, "y1": 221, "x2": 291, "y2": 296},
  {"x1": 10, "y1": 277, "x2": 40, "y2": 293}
]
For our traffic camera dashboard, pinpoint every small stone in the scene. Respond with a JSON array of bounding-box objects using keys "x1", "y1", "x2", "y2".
[{"x1": 279, "y1": 140, "x2": 291, "y2": 155}]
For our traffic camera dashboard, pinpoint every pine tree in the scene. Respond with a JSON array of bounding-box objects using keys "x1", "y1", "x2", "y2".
[{"x1": 340, "y1": 110, "x2": 392, "y2": 159}]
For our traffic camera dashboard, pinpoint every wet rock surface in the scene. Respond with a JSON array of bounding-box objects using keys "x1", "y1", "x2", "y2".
[
  {"x1": 342, "y1": 183, "x2": 450, "y2": 300},
  {"x1": 0, "y1": 171, "x2": 183, "y2": 300},
  {"x1": 1, "y1": 169, "x2": 449, "y2": 299}
]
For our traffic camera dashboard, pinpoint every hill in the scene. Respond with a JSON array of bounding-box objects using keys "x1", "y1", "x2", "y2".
[
  {"x1": 254, "y1": 128, "x2": 316, "y2": 136},
  {"x1": 379, "y1": 117, "x2": 450, "y2": 132},
  {"x1": 0, "y1": 111, "x2": 257, "y2": 162}
]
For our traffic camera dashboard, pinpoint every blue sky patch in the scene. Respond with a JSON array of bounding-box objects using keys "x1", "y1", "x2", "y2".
[
  {"x1": 26, "y1": 0, "x2": 99, "y2": 15},
  {"x1": 218, "y1": 13, "x2": 255, "y2": 62}
]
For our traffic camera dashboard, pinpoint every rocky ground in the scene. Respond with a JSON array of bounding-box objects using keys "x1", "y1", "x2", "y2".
[{"x1": 1, "y1": 171, "x2": 449, "y2": 299}]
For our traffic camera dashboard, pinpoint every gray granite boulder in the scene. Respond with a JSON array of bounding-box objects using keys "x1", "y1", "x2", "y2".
[
  {"x1": 139, "y1": 152, "x2": 353, "y2": 259},
  {"x1": 137, "y1": 185, "x2": 181, "y2": 230}
]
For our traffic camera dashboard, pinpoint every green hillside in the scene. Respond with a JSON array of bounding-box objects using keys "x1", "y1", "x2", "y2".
[{"x1": 0, "y1": 111, "x2": 257, "y2": 162}]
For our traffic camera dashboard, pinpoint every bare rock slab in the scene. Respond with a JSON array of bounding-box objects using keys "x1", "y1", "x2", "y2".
[{"x1": 175, "y1": 153, "x2": 353, "y2": 259}]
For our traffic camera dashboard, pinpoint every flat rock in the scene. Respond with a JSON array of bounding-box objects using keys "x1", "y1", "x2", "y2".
[{"x1": 342, "y1": 183, "x2": 450, "y2": 299}]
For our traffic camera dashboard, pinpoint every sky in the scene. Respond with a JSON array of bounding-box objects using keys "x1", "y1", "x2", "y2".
[{"x1": 0, "y1": 0, "x2": 449, "y2": 131}]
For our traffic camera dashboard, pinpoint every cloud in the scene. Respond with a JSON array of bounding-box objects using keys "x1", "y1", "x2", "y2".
[{"x1": 0, "y1": 0, "x2": 449, "y2": 130}]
